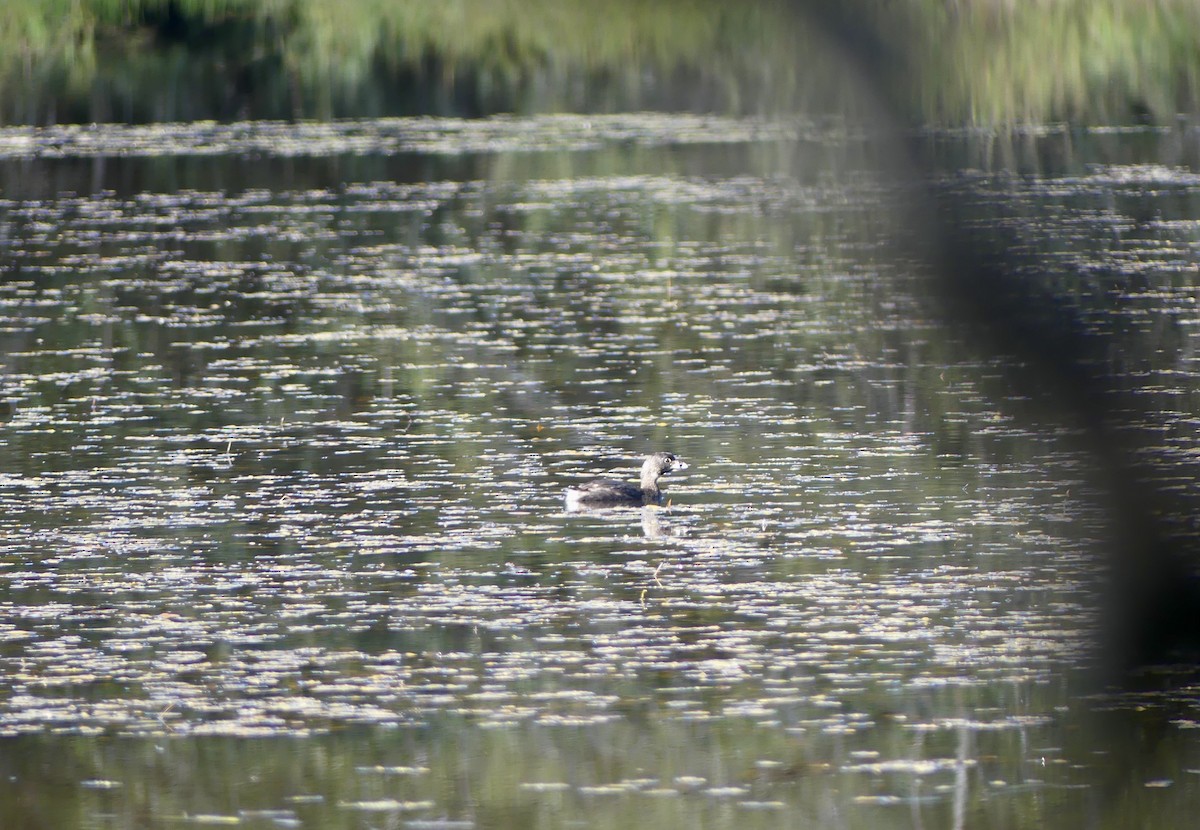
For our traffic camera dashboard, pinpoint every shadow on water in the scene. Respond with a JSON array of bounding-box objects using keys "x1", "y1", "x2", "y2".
[
  {"x1": 802, "y1": 6, "x2": 1200, "y2": 670},
  {"x1": 870, "y1": 10, "x2": 1200, "y2": 667}
]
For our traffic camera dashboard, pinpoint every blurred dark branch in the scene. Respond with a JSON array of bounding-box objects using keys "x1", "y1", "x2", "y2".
[{"x1": 800, "y1": 0, "x2": 1200, "y2": 671}]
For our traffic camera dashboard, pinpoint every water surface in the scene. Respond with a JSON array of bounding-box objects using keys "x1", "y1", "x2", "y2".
[{"x1": 0, "y1": 116, "x2": 1196, "y2": 828}]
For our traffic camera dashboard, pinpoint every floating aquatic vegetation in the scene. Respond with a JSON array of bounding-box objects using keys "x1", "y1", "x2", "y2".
[
  {"x1": 2, "y1": 114, "x2": 1185, "y2": 829},
  {"x1": 0, "y1": 115, "x2": 822, "y2": 161}
]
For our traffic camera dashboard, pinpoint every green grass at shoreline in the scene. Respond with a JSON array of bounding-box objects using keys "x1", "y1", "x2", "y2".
[{"x1": 1, "y1": 0, "x2": 1199, "y2": 127}]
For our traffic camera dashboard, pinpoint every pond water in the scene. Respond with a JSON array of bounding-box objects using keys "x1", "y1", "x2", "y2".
[{"x1": 0, "y1": 114, "x2": 1198, "y2": 828}]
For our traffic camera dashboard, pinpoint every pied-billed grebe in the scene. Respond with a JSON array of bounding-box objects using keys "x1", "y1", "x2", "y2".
[{"x1": 564, "y1": 452, "x2": 689, "y2": 511}]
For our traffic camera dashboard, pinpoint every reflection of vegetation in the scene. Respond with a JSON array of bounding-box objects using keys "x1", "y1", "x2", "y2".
[
  {"x1": 0, "y1": 143, "x2": 1081, "y2": 519},
  {"x1": 2, "y1": 0, "x2": 1199, "y2": 125},
  {"x1": 0, "y1": 713, "x2": 1108, "y2": 829}
]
